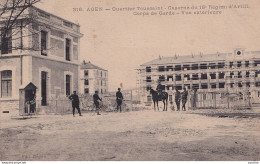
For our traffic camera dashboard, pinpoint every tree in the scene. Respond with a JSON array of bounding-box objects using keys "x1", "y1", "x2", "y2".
[{"x1": 0, "y1": 0, "x2": 40, "y2": 54}]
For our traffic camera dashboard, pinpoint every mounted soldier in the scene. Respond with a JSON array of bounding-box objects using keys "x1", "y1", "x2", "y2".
[{"x1": 156, "y1": 80, "x2": 164, "y2": 101}]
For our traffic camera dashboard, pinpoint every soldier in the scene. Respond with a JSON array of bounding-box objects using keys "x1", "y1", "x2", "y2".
[
  {"x1": 156, "y1": 81, "x2": 163, "y2": 100},
  {"x1": 93, "y1": 91, "x2": 102, "y2": 115},
  {"x1": 182, "y1": 87, "x2": 188, "y2": 111},
  {"x1": 175, "y1": 88, "x2": 181, "y2": 111},
  {"x1": 69, "y1": 91, "x2": 82, "y2": 117},
  {"x1": 116, "y1": 88, "x2": 124, "y2": 112}
]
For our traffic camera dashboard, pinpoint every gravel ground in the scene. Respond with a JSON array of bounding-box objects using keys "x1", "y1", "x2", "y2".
[{"x1": 0, "y1": 109, "x2": 259, "y2": 161}]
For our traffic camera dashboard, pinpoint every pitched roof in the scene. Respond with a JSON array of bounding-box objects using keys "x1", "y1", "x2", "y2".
[
  {"x1": 80, "y1": 61, "x2": 107, "y2": 71},
  {"x1": 141, "y1": 51, "x2": 260, "y2": 66}
]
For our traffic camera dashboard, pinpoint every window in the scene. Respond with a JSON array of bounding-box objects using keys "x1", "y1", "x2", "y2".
[
  {"x1": 210, "y1": 73, "x2": 216, "y2": 79},
  {"x1": 201, "y1": 74, "x2": 207, "y2": 79},
  {"x1": 1, "y1": 70, "x2": 12, "y2": 97},
  {"x1": 230, "y1": 83, "x2": 234, "y2": 88},
  {"x1": 229, "y1": 62, "x2": 234, "y2": 68},
  {"x1": 147, "y1": 96, "x2": 152, "y2": 102},
  {"x1": 158, "y1": 66, "x2": 165, "y2": 72},
  {"x1": 246, "y1": 82, "x2": 250, "y2": 87},
  {"x1": 245, "y1": 61, "x2": 250, "y2": 67},
  {"x1": 238, "y1": 82, "x2": 243, "y2": 88},
  {"x1": 175, "y1": 75, "x2": 182, "y2": 81},
  {"x1": 246, "y1": 71, "x2": 250, "y2": 78},
  {"x1": 146, "y1": 67, "x2": 151, "y2": 72},
  {"x1": 84, "y1": 70, "x2": 88, "y2": 76},
  {"x1": 84, "y1": 88, "x2": 89, "y2": 94},
  {"x1": 146, "y1": 85, "x2": 151, "y2": 91},
  {"x1": 65, "y1": 38, "x2": 71, "y2": 61},
  {"x1": 218, "y1": 62, "x2": 225, "y2": 69},
  {"x1": 166, "y1": 66, "x2": 174, "y2": 71},
  {"x1": 101, "y1": 71, "x2": 102, "y2": 77},
  {"x1": 192, "y1": 74, "x2": 199, "y2": 80},
  {"x1": 191, "y1": 64, "x2": 199, "y2": 70},
  {"x1": 237, "y1": 61, "x2": 242, "y2": 67},
  {"x1": 146, "y1": 76, "x2": 151, "y2": 82},
  {"x1": 219, "y1": 72, "x2": 225, "y2": 79},
  {"x1": 84, "y1": 79, "x2": 89, "y2": 85},
  {"x1": 200, "y1": 64, "x2": 207, "y2": 69},
  {"x1": 41, "y1": 31, "x2": 47, "y2": 56},
  {"x1": 238, "y1": 71, "x2": 242, "y2": 78},
  {"x1": 219, "y1": 83, "x2": 225, "y2": 88},
  {"x1": 211, "y1": 83, "x2": 216, "y2": 89},
  {"x1": 66, "y1": 75, "x2": 71, "y2": 95},
  {"x1": 159, "y1": 75, "x2": 165, "y2": 82},
  {"x1": 1, "y1": 28, "x2": 12, "y2": 54},
  {"x1": 175, "y1": 65, "x2": 182, "y2": 71},
  {"x1": 201, "y1": 84, "x2": 208, "y2": 89}
]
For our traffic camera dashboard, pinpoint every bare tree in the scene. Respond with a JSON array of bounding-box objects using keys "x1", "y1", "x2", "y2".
[{"x1": 0, "y1": 0, "x2": 40, "y2": 54}]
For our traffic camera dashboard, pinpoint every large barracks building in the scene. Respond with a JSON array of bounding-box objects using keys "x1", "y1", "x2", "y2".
[{"x1": 137, "y1": 48, "x2": 260, "y2": 106}]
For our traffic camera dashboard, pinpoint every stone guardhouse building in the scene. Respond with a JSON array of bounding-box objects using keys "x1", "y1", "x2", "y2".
[{"x1": 0, "y1": 6, "x2": 83, "y2": 114}]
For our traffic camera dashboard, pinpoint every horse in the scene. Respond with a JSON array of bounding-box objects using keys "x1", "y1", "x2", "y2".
[{"x1": 150, "y1": 89, "x2": 168, "y2": 111}]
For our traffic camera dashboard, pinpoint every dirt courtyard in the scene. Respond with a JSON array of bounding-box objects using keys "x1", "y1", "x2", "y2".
[{"x1": 0, "y1": 109, "x2": 260, "y2": 161}]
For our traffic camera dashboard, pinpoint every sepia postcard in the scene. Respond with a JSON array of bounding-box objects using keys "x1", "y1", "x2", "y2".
[{"x1": 0, "y1": 0, "x2": 260, "y2": 162}]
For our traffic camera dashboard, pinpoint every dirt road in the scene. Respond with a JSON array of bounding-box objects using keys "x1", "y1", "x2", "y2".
[{"x1": 0, "y1": 110, "x2": 259, "y2": 161}]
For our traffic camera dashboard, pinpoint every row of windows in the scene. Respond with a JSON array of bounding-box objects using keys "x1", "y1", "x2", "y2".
[
  {"x1": 84, "y1": 70, "x2": 107, "y2": 77},
  {"x1": 146, "y1": 81, "x2": 257, "y2": 91},
  {"x1": 146, "y1": 71, "x2": 257, "y2": 82},
  {"x1": 84, "y1": 79, "x2": 107, "y2": 86},
  {"x1": 0, "y1": 29, "x2": 74, "y2": 62},
  {"x1": 41, "y1": 31, "x2": 72, "y2": 61},
  {"x1": 146, "y1": 61, "x2": 260, "y2": 72}
]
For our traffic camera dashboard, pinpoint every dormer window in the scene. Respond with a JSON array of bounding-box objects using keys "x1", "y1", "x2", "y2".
[{"x1": 237, "y1": 51, "x2": 241, "y2": 55}]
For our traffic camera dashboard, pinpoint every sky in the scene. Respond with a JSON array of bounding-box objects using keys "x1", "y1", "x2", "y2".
[{"x1": 35, "y1": 0, "x2": 260, "y2": 91}]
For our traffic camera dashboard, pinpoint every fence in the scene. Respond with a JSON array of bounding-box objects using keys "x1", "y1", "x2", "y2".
[{"x1": 188, "y1": 91, "x2": 251, "y2": 110}]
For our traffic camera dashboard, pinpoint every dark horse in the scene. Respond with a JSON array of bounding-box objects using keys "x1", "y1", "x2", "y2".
[{"x1": 150, "y1": 89, "x2": 168, "y2": 111}]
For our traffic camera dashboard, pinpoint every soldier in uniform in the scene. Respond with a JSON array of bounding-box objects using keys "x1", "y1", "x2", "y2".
[
  {"x1": 156, "y1": 81, "x2": 163, "y2": 100},
  {"x1": 93, "y1": 91, "x2": 102, "y2": 115},
  {"x1": 116, "y1": 88, "x2": 124, "y2": 112},
  {"x1": 175, "y1": 88, "x2": 181, "y2": 111},
  {"x1": 69, "y1": 91, "x2": 82, "y2": 117},
  {"x1": 182, "y1": 87, "x2": 188, "y2": 111}
]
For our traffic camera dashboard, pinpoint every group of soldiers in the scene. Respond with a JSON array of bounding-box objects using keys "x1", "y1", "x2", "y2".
[
  {"x1": 174, "y1": 87, "x2": 188, "y2": 111},
  {"x1": 156, "y1": 81, "x2": 188, "y2": 111},
  {"x1": 68, "y1": 81, "x2": 188, "y2": 117},
  {"x1": 68, "y1": 88, "x2": 124, "y2": 116}
]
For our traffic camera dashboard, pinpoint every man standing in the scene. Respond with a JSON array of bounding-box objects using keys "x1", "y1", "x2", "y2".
[
  {"x1": 182, "y1": 88, "x2": 188, "y2": 111},
  {"x1": 116, "y1": 88, "x2": 124, "y2": 112},
  {"x1": 69, "y1": 91, "x2": 82, "y2": 117},
  {"x1": 175, "y1": 89, "x2": 181, "y2": 111},
  {"x1": 93, "y1": 91, "x2": 102, "y2": 115}
]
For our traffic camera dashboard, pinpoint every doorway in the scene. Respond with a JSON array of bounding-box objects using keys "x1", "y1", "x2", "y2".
[{"x1": 41, "y1": 71, "x2": 47, "y2": 106}]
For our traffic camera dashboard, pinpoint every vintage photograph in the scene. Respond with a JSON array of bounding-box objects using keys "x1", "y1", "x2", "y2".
[{"x1": 0, "y1": 0, "x2": 260, "y2": 162}]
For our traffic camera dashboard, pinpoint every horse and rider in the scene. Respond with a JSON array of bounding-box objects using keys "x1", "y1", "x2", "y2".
[
  {"x1": 150, "y1": 81, "x2": 169, "y2": 111},
  {"x1": 150, "y1": 80, "x2": 189, "y2": 111}
]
